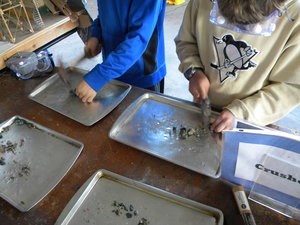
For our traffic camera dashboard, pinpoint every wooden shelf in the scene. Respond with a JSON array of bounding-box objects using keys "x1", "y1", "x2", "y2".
[{"x1": 0, "y1": 14, "x2": 78, "y2": 70}]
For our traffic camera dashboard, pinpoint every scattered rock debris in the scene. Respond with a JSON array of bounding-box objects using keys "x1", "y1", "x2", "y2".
[
  {"x1": 138, "y1": 218, "x2": 150, "y2": 225},
  {"x1": 169, "y1": 125, "x2": 210, "y2": 139},
  {"x1": 19, "y1": 138, "x2": 25, "y2": 147},
  {"x1": 1, "y1": 141, "x2": 18, "y2": 154},
  {"x1": 20, "y1": 165, "x2": 31, "y2": 176},
  {"x1": 0, "y1": 156, "x2": 5, "y2": 165},
  {"x1": 111, "y1": 200, "x2": 149, "y2": 225}
]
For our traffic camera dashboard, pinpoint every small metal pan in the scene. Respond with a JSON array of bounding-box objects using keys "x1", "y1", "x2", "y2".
[
  {"x1": 55, "y1": 169, "x2": 224, "y2": 225},
  {"x1": 0, "y1": 115, "x2": 83, "y2": 212}
]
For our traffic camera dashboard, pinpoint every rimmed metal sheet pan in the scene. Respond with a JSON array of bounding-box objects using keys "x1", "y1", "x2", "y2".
[
  {"x1": 0, "y1": 115, "x2": 83, "y2": 212},
  {"x1": 109, "y1": 93, "x2": 222, "y2": 178},
  {"x1": 28, "y1": 67, "x2": 131, "y2": 126},
  {"x1": 55, "y1": 169, "x2": 223, "y2": 225}
]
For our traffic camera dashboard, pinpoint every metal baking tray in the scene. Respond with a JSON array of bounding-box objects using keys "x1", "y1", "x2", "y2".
[
  {"x1": 0, "y1": 115, "x2": 83, "y2": 212},
  {"x1": 109, "y1": 93, "x2": 222, "y2": 178},
  {"x1": 28, "y1": 67, "x2": 131, "y2": 126},
  {"x1": 55, "y1": 169, "x2": 223, "y2": 225}
]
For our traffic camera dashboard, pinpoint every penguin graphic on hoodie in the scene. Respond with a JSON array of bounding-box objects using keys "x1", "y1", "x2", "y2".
[{"x1": 211, "y1": 34, "x2": 258, "y2": 83}]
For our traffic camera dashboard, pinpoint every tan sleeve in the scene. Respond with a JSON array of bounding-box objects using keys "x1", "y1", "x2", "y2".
[
  {"x1": 226, "y1": 25, "x2": 300, "y2": 125},
  {"x1": 174, "y1": 0, "x2": 204, "y2": 73},
  {"x1": 225, "y1": 82, "x2": 300, "y2": 126}
]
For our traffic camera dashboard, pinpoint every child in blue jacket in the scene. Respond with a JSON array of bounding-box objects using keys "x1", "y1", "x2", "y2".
[{"x1": 76, "y1": 0, "x2": 167, "y2": 103}]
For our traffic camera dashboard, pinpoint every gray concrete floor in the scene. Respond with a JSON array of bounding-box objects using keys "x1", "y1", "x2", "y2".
[{"x1": 48, "y1": 2, "x2": 300, "y2": 133}]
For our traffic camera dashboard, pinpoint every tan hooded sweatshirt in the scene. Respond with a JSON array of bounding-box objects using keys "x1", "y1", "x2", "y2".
[{"x1": 175, "y1": 0, "x2": 300, "y2": 125}]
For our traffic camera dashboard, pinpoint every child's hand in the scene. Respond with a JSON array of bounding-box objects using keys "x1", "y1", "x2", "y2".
[
  {"x1": 210, "y1": 109, "x2": 236, "y2": 133},
  {"x1": 84, "y1": 37, "x2": 102, "y2": 58},
  {"x1": 75, "y1": 80, "x2": 97, "y2": 103},
  {"x1": 189, "y1": 70, "x2": 210, "y2": 102}
]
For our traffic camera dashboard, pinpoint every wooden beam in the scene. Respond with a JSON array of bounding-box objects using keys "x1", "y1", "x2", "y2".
[{"x1": 0, "y1": 16, "x2": 78, "y2": 70}]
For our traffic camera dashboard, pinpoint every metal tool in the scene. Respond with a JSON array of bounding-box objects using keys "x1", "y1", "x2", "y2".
[
  {"x1": 57, "y1": 59, "x2": 75, "y2": 94},
  {"x1": 71, "y1": 53, "x2": 86, "y2": 68},
  {"x1": 70, "y1": 47, "x2": 91, "y2": 68},
  {"x1": 200, "y1": 97, "x2": 211, "y2": 129}
]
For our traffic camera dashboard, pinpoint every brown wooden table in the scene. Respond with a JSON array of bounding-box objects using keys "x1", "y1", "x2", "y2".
[{"x1": 0, "y1": 72, "x2": 298, "y2": 225}]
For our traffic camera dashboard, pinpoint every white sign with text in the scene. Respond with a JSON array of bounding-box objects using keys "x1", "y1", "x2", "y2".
[{"x1": 235, "y1": 142, "x2": 300, "y2": 198}]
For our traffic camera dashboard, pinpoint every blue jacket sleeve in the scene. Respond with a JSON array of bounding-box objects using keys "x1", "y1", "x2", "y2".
[
  {"x1": 84, "y1": 0, "x2": 164, "y2": 92},
  {"x1": 91, "y1": 16, "x2": 102, "y2": 40}
]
